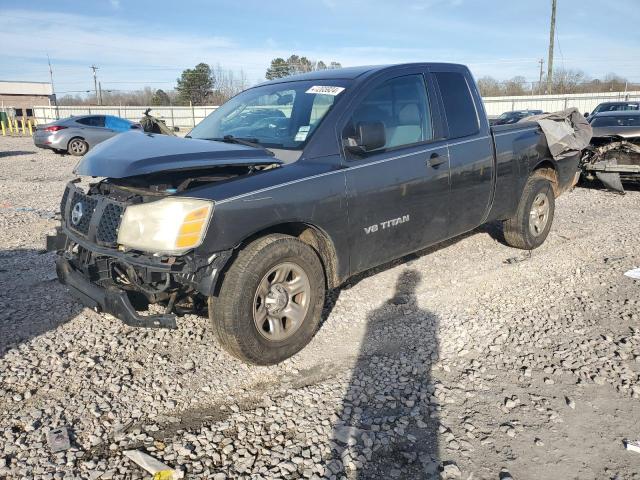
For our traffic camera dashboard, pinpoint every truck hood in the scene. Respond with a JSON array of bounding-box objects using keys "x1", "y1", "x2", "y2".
[{"x1": 74, "y1": 132, "x2": 281, "y2": 178}]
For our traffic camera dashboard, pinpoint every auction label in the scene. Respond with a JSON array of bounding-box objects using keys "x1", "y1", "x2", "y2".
[{"x1": 305, "y1": 86, "x2": 345, "y2": 96}]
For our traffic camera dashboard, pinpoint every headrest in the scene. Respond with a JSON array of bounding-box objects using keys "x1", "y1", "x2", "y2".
[{"x1": 398, "y1": 103, "x2": 420, "y2": 124}]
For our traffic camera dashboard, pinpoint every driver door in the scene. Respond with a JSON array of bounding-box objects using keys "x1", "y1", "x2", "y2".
[{"x1": 341, "y1": 70, "x2": 451, "y2": 275}]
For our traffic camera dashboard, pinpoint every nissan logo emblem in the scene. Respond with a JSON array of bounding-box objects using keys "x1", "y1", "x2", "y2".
[{"x1": 71, "y1": 202, "x2": 84, "y2": 226}]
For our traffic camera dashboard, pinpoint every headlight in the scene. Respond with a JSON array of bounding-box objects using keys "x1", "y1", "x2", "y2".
[{"x1": 117, "y1": 198, "x2": 214, "y2": 255}]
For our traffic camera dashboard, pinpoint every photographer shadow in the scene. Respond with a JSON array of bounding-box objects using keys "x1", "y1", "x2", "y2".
[{"x1": 330, "y1": 269, "x2": 441, "y2": 479}]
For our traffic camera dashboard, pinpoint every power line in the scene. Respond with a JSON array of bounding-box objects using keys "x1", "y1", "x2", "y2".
[
  {"x1": 90, "y1": 64, "x2": 100, "y2": 105},
  {"x1": 546, "y1": 0, "x2": 557, "y2": 93}
]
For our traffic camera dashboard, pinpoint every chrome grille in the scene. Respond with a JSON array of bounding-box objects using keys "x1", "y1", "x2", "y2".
[
  {"x1": 60, "y1": 186, "x2": 70, "y2": 219},
  {"x1": 69, "y1": 191, "x2": 98, "y2": 235},
  {"x1": 96, "y1": 203, "x2": 124, "y2": 244}
]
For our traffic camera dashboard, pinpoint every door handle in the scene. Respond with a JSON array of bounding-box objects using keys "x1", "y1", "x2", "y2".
[{"x1": 427, "y1": 152, "x2": 446, "y2": 168}]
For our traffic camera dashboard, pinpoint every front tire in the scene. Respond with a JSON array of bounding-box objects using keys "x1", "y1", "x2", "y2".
[
  {"x1": 67, "y1": 138, "x2": 88, "y2": 156},
  {"x1": 209, "y1": 234, "x2": 326, "y2": 365},
  {"x1": 503, "y1": 172, "x2": 555, "y2": 250}
]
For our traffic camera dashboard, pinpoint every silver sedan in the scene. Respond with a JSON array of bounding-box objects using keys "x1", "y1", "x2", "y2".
[{"x1": 33, "y1": 115, "x2": 142, "y2": 156}]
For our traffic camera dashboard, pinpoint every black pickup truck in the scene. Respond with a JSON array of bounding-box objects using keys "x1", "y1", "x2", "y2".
[{"x1": 48, "y1": 63, "x2": 580, "y2": 364}]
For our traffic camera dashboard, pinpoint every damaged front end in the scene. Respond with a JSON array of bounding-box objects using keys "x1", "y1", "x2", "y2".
[
  {"x1": 580, "y1": 128, "x2": 640, "y2": 193},
  {"x1": 47, "y1": 131, "x2": 282, "y2": 328},
  {"x1": 47, "y1": 179, "x2": 237, "y2": 328}
]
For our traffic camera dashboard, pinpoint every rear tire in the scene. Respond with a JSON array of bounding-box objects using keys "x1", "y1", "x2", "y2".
[
  {"x1": 209, "y1": 234, "x2": 326, "y2": 365},
  {"x1": 67, "y1": 138, "x2": 88, "y2": 156},
  {"x1": 503, "y1": 172, "x2": 555, "y2": 250}
]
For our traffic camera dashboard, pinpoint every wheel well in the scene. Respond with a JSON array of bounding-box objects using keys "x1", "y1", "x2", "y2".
[
  {"x1": 239, "y1": 223, "x2": 340, "y2": 289},
  {"x1": 532, "y1": 160, "x2": 559, "y2": 197}
]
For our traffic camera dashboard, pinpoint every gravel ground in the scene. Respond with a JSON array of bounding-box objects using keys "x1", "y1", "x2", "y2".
[{"x1": 1, "y1": 135, "x2": 640, "y2": 480}]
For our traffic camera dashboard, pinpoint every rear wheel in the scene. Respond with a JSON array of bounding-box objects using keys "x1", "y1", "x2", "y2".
[
  {"x1": 503, "y1": 171, "x2": 555, "y2": 250},
  {"x1": 67, "y1": 138, "x2": 88, "y2": 156},
  {"x1": 209, "y1": 234, "x2": 325, "y2": 365}
]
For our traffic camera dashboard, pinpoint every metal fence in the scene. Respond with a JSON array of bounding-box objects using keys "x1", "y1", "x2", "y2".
[
  {"x1": 33, "y1": 90, "x2": 640, "y2": 128},
  {"x1": 33, "y1": 105, "x2": 219, "y2": 130},
  {"x1": 483, "y1": 90, "x2": 640, "y2": 117}
]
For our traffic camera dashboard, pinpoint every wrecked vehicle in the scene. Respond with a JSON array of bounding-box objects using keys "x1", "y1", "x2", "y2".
[
  {"x1": 580, "y1": 111, "x2": 640, "y2": 192},
  {"x1": 47, "y1": 63, "x2": 586, "y2": 365},
  {"x1": 139, "y1": 109, "x2": 176, "y2": 136},
  {"x1": 586, "y1": 101, "x2": 639, "y2": 119},
  {"x1": 490, "y1": 109, "x2": 543, "y2": 126}
]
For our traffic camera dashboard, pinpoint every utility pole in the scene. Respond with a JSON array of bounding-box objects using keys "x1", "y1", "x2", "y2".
[
  {"x1": 90, "y1": 65, "x2": 100, "y2": 105},
  {"x1": 546, "y1": 0, "x2": 557, "y2": 94},
  {"x1": 538, "y1": 58, "x2": 544, "y2": 95},
  {"x1": 47, "y1": 53, "x2": 60, "y2": 120},
  {"x1": 98, "y1": 81, "x2": 103, "y2": 106}
]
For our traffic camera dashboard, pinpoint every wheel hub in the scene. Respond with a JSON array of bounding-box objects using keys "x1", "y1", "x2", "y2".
[
  {"x1": 529, "y1": 191, "x2": 550, "y2": 237},
  {"x1": 253, "y1": 262, "x2": 311, "y2": 342},
  {"x1": 265, "y1": 284, "x2": 289, "y2": 314}
]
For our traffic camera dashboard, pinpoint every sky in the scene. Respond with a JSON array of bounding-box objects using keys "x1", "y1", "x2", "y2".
[{"x1": 1, "y1": 0, "x2": 639, "y2": 96}]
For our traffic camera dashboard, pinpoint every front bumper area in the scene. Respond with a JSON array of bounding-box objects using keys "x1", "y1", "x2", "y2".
[
  {"x1": 56, "y1": 255, "x2": 178, "y2": 328},
  {"x1": 47, "y1": 225, "x2": 233, "y2": 329}
]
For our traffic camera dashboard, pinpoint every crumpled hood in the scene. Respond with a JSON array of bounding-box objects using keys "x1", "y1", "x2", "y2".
[{"x1": 74, "y1": 132, "x2": 281, "y2": 178}]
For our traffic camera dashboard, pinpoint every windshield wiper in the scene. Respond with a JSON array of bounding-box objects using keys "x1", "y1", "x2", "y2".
[{"x1": 209, "y1": 135, "x2": 274, "y2": 156}]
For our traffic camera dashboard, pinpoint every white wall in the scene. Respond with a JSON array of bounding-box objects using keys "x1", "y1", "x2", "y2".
[
  {"x1": 483, "y1": 91, "x2": 640, "y2": 116},
  {"x1": 34, "y1": 90, "x2": 640, "y2": 127},
  {"x1": 33, "y1": 105, "x2": 218, "y2": 129}
]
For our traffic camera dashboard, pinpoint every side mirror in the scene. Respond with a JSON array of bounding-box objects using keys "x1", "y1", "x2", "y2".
[
  {"x1": 345, "y1": 121, "x2": 386, "y2": 154},
  {"x1": 584, "y1": 112, "x2": 589, "y2": 118}
]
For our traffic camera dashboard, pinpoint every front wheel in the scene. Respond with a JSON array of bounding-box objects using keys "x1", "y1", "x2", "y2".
[
  {"x1": 503, "y1": 172, "x2": 556, "y2": 250},
  {"x1": 209, "y1": 234, "x2": 326, "y2": 365}
]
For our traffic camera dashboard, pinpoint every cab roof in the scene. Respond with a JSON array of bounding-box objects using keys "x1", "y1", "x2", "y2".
[{"x1": 257, "y1": 62, "x2": 468, "y2": 86}]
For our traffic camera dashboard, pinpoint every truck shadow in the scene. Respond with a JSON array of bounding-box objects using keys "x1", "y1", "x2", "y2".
[
  {"x1": 0, "y1": 248, "x2": 83, "y2": 359},
  {"x1": 329, "y1": 270, "x2": 441, "y2": 479}
]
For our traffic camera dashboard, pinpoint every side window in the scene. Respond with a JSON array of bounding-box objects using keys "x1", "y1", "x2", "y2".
[
  {"x1": 434, "y1": 72, "x2": 479, "y2": 139},
  {"x1": 345, "y1": 74, "x2": 433, "y2": 153},
  {"x1": 77, "y1": 116, "x2": 105, "y2": 127}
]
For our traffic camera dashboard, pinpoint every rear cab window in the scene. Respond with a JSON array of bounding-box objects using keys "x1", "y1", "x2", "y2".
[
  {"x1": 434, "y1": 72, "x2": 480, "y2": 139},
  {"x1": 343, "y1": 74, "x2": 434, "y2": 156}
]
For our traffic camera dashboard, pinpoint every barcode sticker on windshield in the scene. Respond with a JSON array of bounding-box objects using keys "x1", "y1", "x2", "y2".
[
  {"x1": 305, "y1": 86, "x2": 345, "y2": 96},
  {"x1": 295, "y1": 125, "x2": 310, "y2": 142}
]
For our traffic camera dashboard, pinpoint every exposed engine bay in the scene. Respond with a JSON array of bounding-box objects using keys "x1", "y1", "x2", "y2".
[
  {"x1": 91, "y1": 163, "x2": 274, "y2": 199},
  {"x1": 51, "y1": 163, "x2": 278, "y2": 327}
]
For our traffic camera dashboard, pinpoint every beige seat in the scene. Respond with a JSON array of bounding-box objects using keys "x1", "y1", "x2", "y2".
[{"x1": 387, "y1": 103, "x2": 423, "y2": 147}]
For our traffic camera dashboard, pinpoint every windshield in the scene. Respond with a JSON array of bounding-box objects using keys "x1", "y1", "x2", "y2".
[
  {"x1": 591, "y1": 115, "x2": 640, "y2": 127},
  {"x1": 189, "y1": 79, "x2": 350, "y2": 149}
]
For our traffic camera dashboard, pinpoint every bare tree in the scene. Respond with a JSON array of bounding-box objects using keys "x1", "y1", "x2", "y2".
[{"x1": 477, "y1": 76, "x2": 503, "y2": 97}]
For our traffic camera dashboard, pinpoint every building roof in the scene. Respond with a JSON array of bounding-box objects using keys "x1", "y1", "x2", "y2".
[{"x1": 0, "y1": 81, "x2": 53, "y2": 96}]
